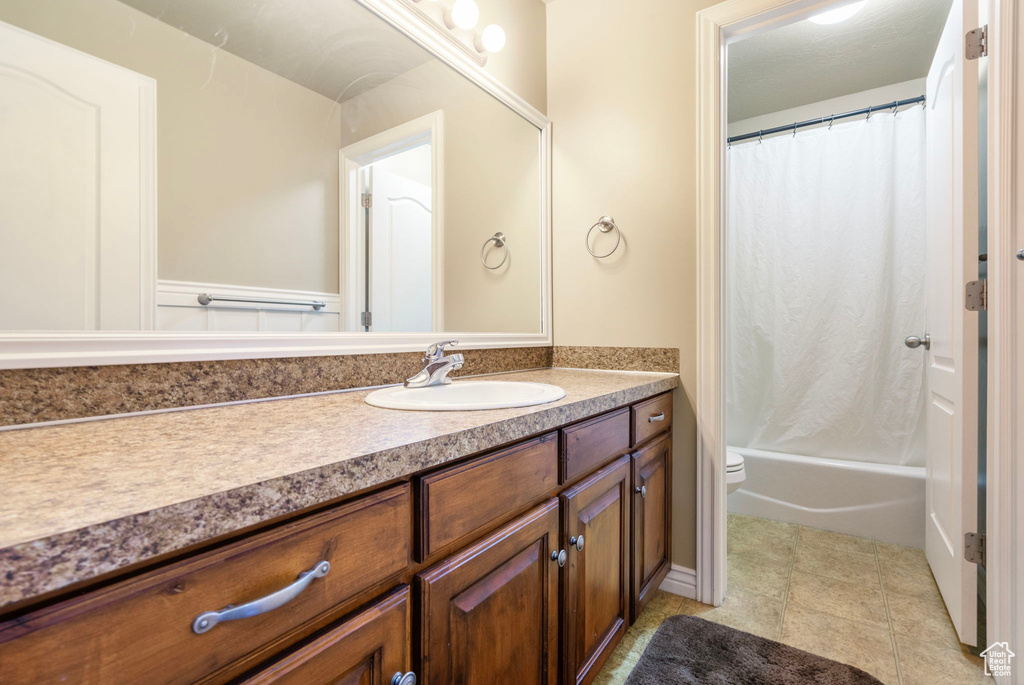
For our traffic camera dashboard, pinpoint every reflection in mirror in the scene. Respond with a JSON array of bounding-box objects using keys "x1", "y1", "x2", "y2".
[{"x1": 0, "y1": 0, "x2": 543, "y2": 334}]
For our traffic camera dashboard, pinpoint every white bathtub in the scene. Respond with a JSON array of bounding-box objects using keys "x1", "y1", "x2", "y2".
[{"x1": 727, "y1": 446, "x2": 925, "y2": 549}]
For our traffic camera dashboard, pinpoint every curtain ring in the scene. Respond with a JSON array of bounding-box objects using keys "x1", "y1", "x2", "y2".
[
  {"x1": 828, "y1": 114, "x2": 835, "y2": 130},
  {"x1": 891, "y1": 100, "x2": 899, "y2": 117},
  {"x1": 585, "y1": 216, "x2": 621, "y2": 259},
  {"x1": 758, "y1": 130, "x2": 764, "y2": 144},
  {"x1": 792, "y1": 122, "x2": 798, "y2": 137},
  {"x1": 866, "y1": 105, "x2": 873, "y2": 121},
  {"x1": 480, "y1": 232, "x2": 508, "y2": 270}
]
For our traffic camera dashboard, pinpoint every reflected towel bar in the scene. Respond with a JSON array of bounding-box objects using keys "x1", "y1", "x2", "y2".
[{"x1": 197, "y1": 293, "x2": 326, "y2": 311}]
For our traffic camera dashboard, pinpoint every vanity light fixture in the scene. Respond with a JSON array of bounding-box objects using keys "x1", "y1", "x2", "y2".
[
  {"x1": 447, "y1": 0, "x2": 479, "y2": 30},
  {"x1": 409, "y1": 0, "x2": 505, "y2": 63}
]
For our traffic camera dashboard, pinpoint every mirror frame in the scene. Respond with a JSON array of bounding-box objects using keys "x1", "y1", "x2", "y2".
[{"x1": 0, "y1": 0, "x2": 552, "y2": 370}]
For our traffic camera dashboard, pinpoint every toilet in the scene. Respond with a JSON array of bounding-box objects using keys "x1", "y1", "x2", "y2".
[{"x1": 726, "y1": 450, "x2": 746, "y2": 494}]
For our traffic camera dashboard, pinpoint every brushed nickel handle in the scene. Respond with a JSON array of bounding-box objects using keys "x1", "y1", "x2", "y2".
[
  {"x1": 391, "y1": 672, "x2": 417, "y2": 685},
  {"x1": 636, "y1": 485, "x2": 647, "y2": 498},
  {"x1": 570, "y1": 535, "x2": 585, "y2": 551},
  {"x1": 192, "y1": 560, "x2": 330, "y2": 634},
  {"x1": 648, "y1": 413, "x2": 665, "y2": 423},
  {"x1": 904, "y1": 334, "x2": 931, "y2": 350},
  {"x1": 551, "y1": 549, "x2": 567, "y2": 567}
]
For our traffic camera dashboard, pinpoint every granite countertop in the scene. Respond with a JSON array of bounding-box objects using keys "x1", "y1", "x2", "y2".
[{"x1": 0, "y1": 368, "x2": 678, "y2": 610}]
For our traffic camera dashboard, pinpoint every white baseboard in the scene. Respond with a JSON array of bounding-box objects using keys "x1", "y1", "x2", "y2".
[{"x1": 659, "y1": 564, "x2": 697, "y2": 600}]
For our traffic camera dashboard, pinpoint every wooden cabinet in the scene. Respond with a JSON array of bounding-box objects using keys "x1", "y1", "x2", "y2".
[
  {"x1": 631, "y1": 393, "x2": 673, "y2": 447},
  {"x1": 630, "y1": 432, "x2": 672, "y2": 621},
  {"x1": 417, "y1": 432, "x2": 558, "y2": 561},
  {"x1": 417, "y1": 499, "x2": 561, "y2": 685},
  {"x1": 561, "y1": 456, "x2": 631, "y2": 685},
  {"x1": 2, "y1": 390, "x2": 675, "y2": 685},
  {"x1": 239, "y1": 586, "x2": 412, "y2": 685},
  {"x1": 0, "y1": 484, "x2": 412, "y2": 685}
]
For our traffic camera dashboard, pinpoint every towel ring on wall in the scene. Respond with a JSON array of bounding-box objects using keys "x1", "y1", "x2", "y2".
[
  {"x1": 480, "y1": 232, "x2": 509, "y2": 269},
  {"x1": 585, "y1": 216, "x2": 621, "y2": 259}
]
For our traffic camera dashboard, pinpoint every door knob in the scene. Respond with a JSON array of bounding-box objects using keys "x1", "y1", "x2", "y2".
[
  {"x1": 570, "y1": 535, "x2": 584, "y2": 551},
  {"x1": 904, "y1": 334, "x2": 931, "y2": 350}
]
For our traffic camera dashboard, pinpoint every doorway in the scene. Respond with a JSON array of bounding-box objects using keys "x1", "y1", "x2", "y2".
[
  {"x1": 339, "y1": 111, "x2": 444, "y2": 333},
  {"x1": 695, "y1": 0, "x2": 993, "y2": 681}
]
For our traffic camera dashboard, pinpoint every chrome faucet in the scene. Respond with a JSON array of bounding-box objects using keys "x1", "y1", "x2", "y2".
[{"x1": 404, "y1": 340, "x2": 465, "y2": 388}]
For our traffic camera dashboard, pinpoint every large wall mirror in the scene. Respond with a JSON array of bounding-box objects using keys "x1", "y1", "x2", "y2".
[{"x1": 0, "y1": 0, "x2": 549, "y2": 366}]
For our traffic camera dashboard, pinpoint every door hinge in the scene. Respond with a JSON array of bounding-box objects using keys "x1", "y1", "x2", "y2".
[
  {"x1": 965, "y1": 532, "x2": 986, "y2": 565},
  {"x1": 361, "y1": 193, "x2": 372, "y2": 209},
  {"x1": 966, "y1": 25, "x2": 988, "y2": 59},
  {"x1": 360, "y1": 311, "x2": 372, "y2": 327},
  {"x1": 965, "y1": 279, "x2": 987, "y2": 311}
]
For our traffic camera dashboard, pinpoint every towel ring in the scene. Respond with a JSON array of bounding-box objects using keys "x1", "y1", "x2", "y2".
[
  {"x1": 480, "y1": 232, "x2": 508, "y2": 270},
  {"x1": 586, "y1": 216, "x2": 621, "y2": 259}
]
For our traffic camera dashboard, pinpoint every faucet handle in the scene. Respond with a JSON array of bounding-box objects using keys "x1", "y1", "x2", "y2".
[{"x1": 425, "y1": 339, "x2": 459, "y2": 361}]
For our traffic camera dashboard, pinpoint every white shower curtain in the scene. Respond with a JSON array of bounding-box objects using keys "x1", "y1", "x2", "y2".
[{"x1": 726, "y1": 106, "x2": 927, "y2": 467}]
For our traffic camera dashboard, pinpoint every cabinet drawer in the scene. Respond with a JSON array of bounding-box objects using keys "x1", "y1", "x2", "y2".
[
  {"x1": 0, "y1": 485, "x2": 412, "y2": 685},
  {"x1": 240, "y1": 585, "x2": 412, "y2": 685},
  {"x1": 418, "y1": 433, "x2": 558, "y2": 560},
  {"x1": 561, "y1": 408, "x2": 630, "y2": 483},
  {"x1": 631, "y1": 393, "x2": 673, "y2": 446}
]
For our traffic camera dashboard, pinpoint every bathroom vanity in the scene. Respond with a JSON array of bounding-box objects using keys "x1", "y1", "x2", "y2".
[{"x1": 0, "y1": 369, "x2": 677, "y2": 685}]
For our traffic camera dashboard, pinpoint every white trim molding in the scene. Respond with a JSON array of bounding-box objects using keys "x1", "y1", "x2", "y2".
[
  {"x1": 985, "y1": 0, "x2": 1020, "y2": 678},
  {"x1": 0, "y1": 0, "x2": 552, "y2": 370},
  {"x1": 659, "y1": 565, "x2": 698, "y2": 601}
]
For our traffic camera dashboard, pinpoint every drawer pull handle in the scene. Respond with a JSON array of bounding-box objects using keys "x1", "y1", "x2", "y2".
[
  {"x1": 648, "y1": 412, "x2": 665, "y2": 423},
  {"x1": 552, "y1": 549, "x2": 567, "y2": 567},
  {"x1": 392, "y1": 672, "x2": 417, "y2": 685},
  {"x1": 570, "y1": 535, "x2": 585, "y2": 551},
  {"x1": 636, "y1": 485, "x2": 647, "y2": 498},
  {"x1": 192, "y1": 560, "x2": 331, "y2": 634}
]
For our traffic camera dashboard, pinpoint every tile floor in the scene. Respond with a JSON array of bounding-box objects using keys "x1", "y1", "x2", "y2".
[{"x1": 595, "y1": 513, "x2": 989, "y2": 685}]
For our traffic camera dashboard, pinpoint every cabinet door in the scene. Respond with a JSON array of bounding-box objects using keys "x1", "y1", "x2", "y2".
[
  {"x1": 240, "y1": 586, "x2": 412, "y2": 685},
  {"x1": 631, "y1": 432, "x2": 672, "y2": 622},
  {"x1": 561, "y1": 455, "x2": 630, "y2": 685},
  {"x1": 418, "y1": 499, "x2": 560, "y2": 685}
]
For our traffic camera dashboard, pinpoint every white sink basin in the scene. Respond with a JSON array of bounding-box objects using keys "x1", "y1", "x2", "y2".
[{"x1": 364, "y1": 380, "x2": 566, "y2": 411}]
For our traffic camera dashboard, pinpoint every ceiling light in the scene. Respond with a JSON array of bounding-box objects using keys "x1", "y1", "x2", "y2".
[
  {"x1": 807, "y1": 0, "x2": 867, "y2": 25},
  {"x1": 449, "y1": 0, "x2": 479, "y2": 30},
  {"x1": 478, "y1": 24, "x2": 506, "y2": 53}
]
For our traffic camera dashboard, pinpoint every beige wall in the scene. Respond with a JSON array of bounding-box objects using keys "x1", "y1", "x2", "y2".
[
  {"x1": 547, "y1": 0, "x2": 720, "y2": 569},
  {"x1": 0, "y1": 0, "x2": 343, "y2": 295},
  {"x1": 476, "y1": 0, "x2": 548, "y2": 114},
  {"x1": 339, "y1": 60, "x2": 543, "y2": 334},
  {"x1": 728, "y1": 78, "x2": 927, "y2": 138}
]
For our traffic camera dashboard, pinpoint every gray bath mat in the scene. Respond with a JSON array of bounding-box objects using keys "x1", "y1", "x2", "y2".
[{"x1": 625, "y1": 615, "x2": 884, "y2": 684}]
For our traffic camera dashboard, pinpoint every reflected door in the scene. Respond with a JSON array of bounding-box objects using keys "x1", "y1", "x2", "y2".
[
  {"x1": 923, "y1": 0, "x2": 980, "y2": 646},
  {"x1": 368, "y1": 153, "x2": 433, "y2": 333},
  {"x1": 0, "y1": 20, "x2": 155, "y2": 331}
]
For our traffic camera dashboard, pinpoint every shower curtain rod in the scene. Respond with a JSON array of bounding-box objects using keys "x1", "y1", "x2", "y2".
[{"x1": 727, "y1": 95, "x2": 926, "y2": 144}]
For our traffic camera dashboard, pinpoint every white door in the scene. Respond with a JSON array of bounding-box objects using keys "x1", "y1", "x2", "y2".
[
  {"x1": 369, "y1": 166, "x2": 433, "y2": 332},
  {"x1": 924, "y1": 0, "x2": 979, "y2": 646},
  {"x1": 0, "y1": 21, "x2": 156, "y2": 331}
]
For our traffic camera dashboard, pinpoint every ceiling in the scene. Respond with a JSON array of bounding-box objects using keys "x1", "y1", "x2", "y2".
[
  {"x1": 118, "y1": 0, "x2": 435, "y2": 103},
  {"x1": 727, "y1": 0, "x2": 953, "y2": 122}
]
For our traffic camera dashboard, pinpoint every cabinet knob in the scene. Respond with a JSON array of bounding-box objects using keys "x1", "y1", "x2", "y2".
[
  {"x1": 570, "y1": 535, "x2": 585, "y2": 551},
  {"x1": 551, "y1": 549, "x2": 567, "y2": 567},
  {"x1": 391, "y1": 673, "x2": 417, "y2": 685},
  {"x1": 636, "y1": 485, "x2": 647, "y2": 498}
]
